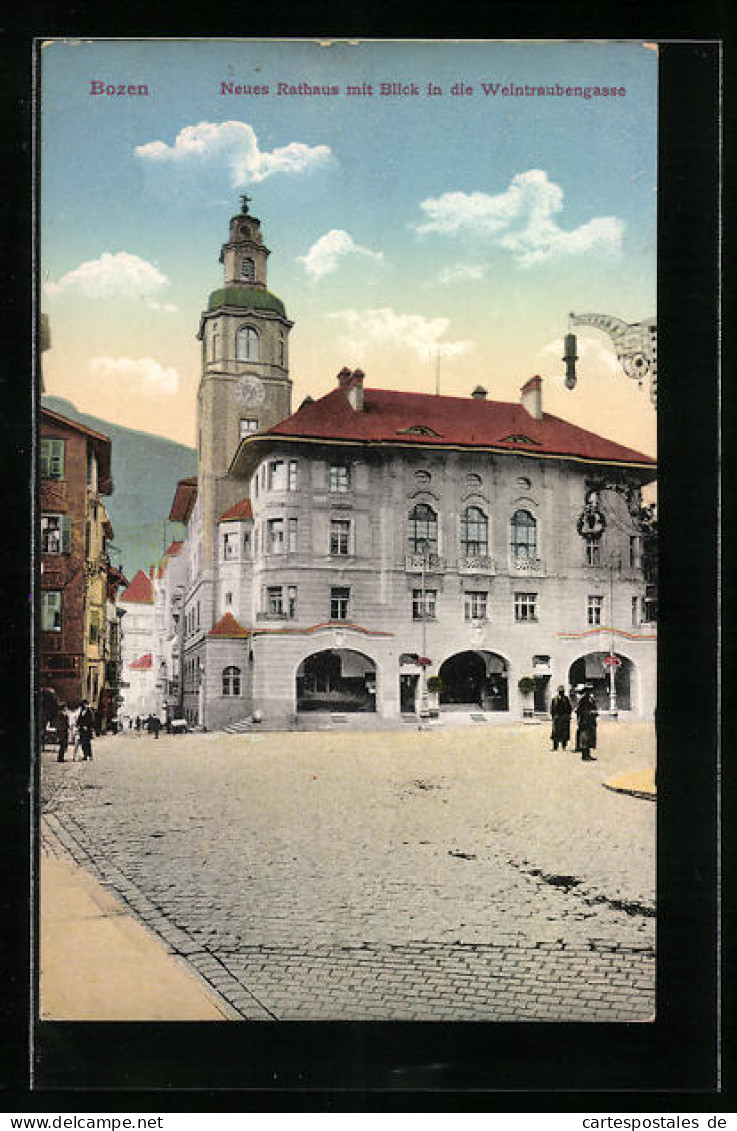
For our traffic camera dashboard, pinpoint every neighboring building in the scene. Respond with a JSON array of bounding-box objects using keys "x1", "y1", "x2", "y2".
[
  {"x1": 118, "y1": 568, "x2": 157, "y2": 720},
  {"x1": 117, "y1": 541, "x2": 187, "y2": 724},
  {"x1": 167, "y1": 200, "x2": 658, "y2": 731},
  {"x1": 155, "y1": 540, "x2": 187, "y2": 723},
  {"x1": 40, "y1": 407, "x2": 124, "y2": 728}
]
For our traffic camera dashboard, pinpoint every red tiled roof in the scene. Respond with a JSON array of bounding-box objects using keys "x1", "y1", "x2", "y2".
[
  {"x1": 217, "y1": 498, "x2": 253, "y2": 523},
  {"x1": 129, "y1": 652, "x2": 153, "y2": 670},
  {"x1": 166, "y1": 540, "x2": 183, "y2": 556},
  {"x1": 263, "y1": 387, "x2": 656, "y2": 469},
  {"x1": 169, "y1": 477, "x2": 198, "y2": 524},
  {"x1": 119, "y1": 569, "x2": 154, "y2": 604},
  {"x1": 208, "y1": 612, "x2": 250, "y2": 638}
]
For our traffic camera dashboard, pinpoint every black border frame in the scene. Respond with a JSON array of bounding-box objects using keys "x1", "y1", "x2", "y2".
[{"x1": 2, "y1": 28, "x2": 723, "y2": 1109}]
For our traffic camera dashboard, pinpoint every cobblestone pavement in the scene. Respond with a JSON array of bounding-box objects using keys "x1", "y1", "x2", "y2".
[{"x1": 40, "y1": 720, "x2": 656, "y2": 1021}]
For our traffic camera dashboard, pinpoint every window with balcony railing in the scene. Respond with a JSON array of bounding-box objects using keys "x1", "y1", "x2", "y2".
[
  {"x1": 460, "y1": 506, "x2": 488, "y2": 556},
  {"x1": 408, "y1": 503, "x2": 438, "y2": 554},
  {"x1": 510, "y1": 509, "x2": 537, "y2": 558}
]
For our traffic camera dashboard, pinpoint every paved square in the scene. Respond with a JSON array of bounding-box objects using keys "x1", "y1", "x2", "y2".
[{"x1": 41, "y1": 719, "x2": 655, "y2": 1021}]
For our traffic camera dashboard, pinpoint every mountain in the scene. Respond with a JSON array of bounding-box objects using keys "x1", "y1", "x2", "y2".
[{"x1": 41, "y1": 396, "x2": 196, "y2": 578}]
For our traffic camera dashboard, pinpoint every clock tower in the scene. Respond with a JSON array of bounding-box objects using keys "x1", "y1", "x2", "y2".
[{"x1": 196, "y1": 198, "x2": 293, "y2": 569}]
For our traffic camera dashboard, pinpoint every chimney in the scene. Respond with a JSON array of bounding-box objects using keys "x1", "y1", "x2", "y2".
[
  {"x1": 471, "y1": 385, "x2": 487, "y2": 400},
  {"x1": 338, "y1": 366, "x2": 365, "y2": 412},
  {"x1": 520, "y1": 375, "x2": 543, "y2": 420}
]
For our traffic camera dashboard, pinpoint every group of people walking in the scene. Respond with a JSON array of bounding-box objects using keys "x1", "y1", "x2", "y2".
[
  {"x1": 550, "y1": 684, "x2": 598, "y2": 762},
  {"x1": 54, "y1": 700, "x2": 96, "y2": 762},
  {"x1": 130, "y1": 714, "x2": 162, "y2": 737}
]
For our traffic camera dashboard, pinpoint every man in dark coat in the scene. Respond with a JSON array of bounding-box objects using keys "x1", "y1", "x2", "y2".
[
  {"x1": 148, "y1": 713, "x2": 161, "y2": 739},
  {"x1": 77, "y1": 700, "x2": 96, "y2": 761},
  {"x1": 56, "y1": 704, "x2": 69, "y2": 762},
  {"x1": 576, "y1": 687, "x2": 598, "y2": 762},
  {"x1": 550, "y1": 685, "x2": 572, "y2": 751}
]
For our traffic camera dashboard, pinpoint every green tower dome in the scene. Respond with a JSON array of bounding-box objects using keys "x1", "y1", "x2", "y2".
[{"x1": 207, "y1": 285, "x2": 286, "y2": 318}]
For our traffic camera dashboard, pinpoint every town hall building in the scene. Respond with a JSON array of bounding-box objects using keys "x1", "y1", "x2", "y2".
[{"x1": 166, "y1": 199, "x2": 657, "y2": 731}]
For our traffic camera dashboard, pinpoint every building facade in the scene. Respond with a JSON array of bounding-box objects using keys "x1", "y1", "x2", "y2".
[
  {"x1": 169, "y1": 202, "x2": 657, "y2": 731},
  {"x1": 118, "y1": 568, "x2": 157, "y2": 721},
  {"x1": 118, "y1": 540, "x2": 187, "y2": 724},
  {"x1": 40, "y1": 408, "x2": 125, "y2": 729}
]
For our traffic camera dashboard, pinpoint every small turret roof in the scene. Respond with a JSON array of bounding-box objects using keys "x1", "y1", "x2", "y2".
[
  {"x1": 208, "y1": 613, "x2": 250, "y2": 638},
  {"x1": 207, "y1": 285, "x2": 286, "y2": 317}
]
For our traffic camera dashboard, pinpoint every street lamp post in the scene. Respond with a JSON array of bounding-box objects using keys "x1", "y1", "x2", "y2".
[
  {"x1": 417, "y1": 540, "x2": 431, "y2": 724},
  {"x1": 608, "y1": 553, "x2": 619, "y2": 720}
]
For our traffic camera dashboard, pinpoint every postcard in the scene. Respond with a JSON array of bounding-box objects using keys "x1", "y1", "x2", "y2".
[{"x1": 32, "y1": 36, "x2": 715, "y2": 1095}]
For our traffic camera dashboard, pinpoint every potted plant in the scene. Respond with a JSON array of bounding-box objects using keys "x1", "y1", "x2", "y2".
[
  {"x1": 517, "y1": 675, "x2": 535, "y2": 719},
  {"x1": 426, "y1": 675, "x2": 443, "y2": 717}
]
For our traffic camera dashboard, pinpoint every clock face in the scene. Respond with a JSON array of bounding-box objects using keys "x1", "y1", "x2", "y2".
[{"x1": 236, "y1": 375, "x2": 265, "y2": 407}]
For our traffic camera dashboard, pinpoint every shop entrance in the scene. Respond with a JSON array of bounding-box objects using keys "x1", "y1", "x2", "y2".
[
  {"x1": 568, "y1": 652, "x2": 634, "y2": 712},
  {"x1": 296, "y1": 649, "x2": 377, "y2": 712},
  {"x1": 438, "y1": 650, "x2": 510, "y2": 711}
]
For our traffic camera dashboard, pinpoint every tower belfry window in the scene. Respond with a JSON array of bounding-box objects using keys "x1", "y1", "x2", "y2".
[
  {"x1": 236, "y1": 326, "x2": 259, "y2": 361},
  {"x1": 241, "y1": 257, "x2": 255, "y2": 281}
]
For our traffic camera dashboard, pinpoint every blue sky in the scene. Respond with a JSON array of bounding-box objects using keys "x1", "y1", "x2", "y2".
[{"x1": 41, "y1": 39, "x2": 658, "y2": 455}]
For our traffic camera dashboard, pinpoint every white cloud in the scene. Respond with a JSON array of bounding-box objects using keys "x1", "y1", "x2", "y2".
[
  {"x1": 146, "y1": 299, "x2": 179, "y2": 314},
  {"x1": 89, "y1": 356, "x2": 180, "y2": 397},
  {"x1": 436, "y1": 262, "x2": 486, "y2": 285},
  {"x1": 328, "y1": 308, "x2": 473, "y2": 359},
  {"x1": 298, "y1": 229, "x2": 385, "y2": 281},
  {"x1": 415, "y1": 170, "x2": 624, "y2": 267},
  {"x1": 135, "y1": 121, "x2": 332, "y2": 186},
  {"x1": 44, "y1": 252, "x2": 171, "y2": 302}
]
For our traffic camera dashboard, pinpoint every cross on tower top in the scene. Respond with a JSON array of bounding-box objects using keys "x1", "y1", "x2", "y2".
[{"x1": 239, "y1": 194, "x2": 252, "y2": 214}]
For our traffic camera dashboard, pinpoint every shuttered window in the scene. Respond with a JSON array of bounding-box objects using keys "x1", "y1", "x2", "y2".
[{"x1": 40, "y1": 438, "x2": 65, "y2": 479}]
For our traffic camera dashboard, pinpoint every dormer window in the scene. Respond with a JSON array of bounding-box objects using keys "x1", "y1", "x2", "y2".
[
  {"x1": 501, "y1": 434, "x2": 539, "y2": 445},
  {"x1": 398, "y1": 425, "x2": 440, "y2": 437}
]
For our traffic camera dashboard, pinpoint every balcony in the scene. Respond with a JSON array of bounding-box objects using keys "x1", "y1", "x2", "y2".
[
  {"x1": 510, "y1": 556, "x2": 545, "y2": 576},
  {"x1": 256, "y1": 610, "x2": 289, "y2": 621},
  {"x1": 458, "y1": 554, "x2": 496, "y2": 575},
  {"x1": 405, "y1": 553, "x2": 445, "y2": 574}
]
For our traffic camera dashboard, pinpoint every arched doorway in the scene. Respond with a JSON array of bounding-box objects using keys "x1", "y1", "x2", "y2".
[
  {"x1": 296, "y1": 649, "x2": 377, "y2": 713},
  {"x1": 438, "y1": 651, "x2": 509, "y2": 711},
  {"x1": 568, "y1": 652, "x2": 635, "y2": 712}
]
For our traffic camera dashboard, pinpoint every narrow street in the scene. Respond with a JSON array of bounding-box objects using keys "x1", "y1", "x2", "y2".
[{"x1": 40, "y1": 720, "x2": 656, "y2": 1021}]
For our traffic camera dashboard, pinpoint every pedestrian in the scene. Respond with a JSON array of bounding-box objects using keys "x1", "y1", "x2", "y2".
[
  {"x1": 576, "y1": 686, "x2": 598, "y2": 762},
  {"x1": 77, "y1": 699, "x2": 96, "y2": 761},
  {"x1": 571, "y1": 684, "x2": 585, "y2": 752},
  {"x1": 148, "y1": 712, "x2": 161, "y2": 739},
  {"x1": 550, "y1": 685, "x2": 572, "y2": 751},
  {"x1": 165, "y1": 715, "x2": 172, "y2": 735},
  {"x1": 135, "y1": 715, "x2": 141, "y2": 732},
  {"x1": 70, "y1": 705, "x2": 82, "y2": 759},
  {"x1": 56, "y1": 704, "x2": 69, "y2": 762}
]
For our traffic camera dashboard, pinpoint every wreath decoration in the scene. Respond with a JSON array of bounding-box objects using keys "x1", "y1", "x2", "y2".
[{"x1": 577, "y1": 508, "x2": 607, "y2": 540}]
